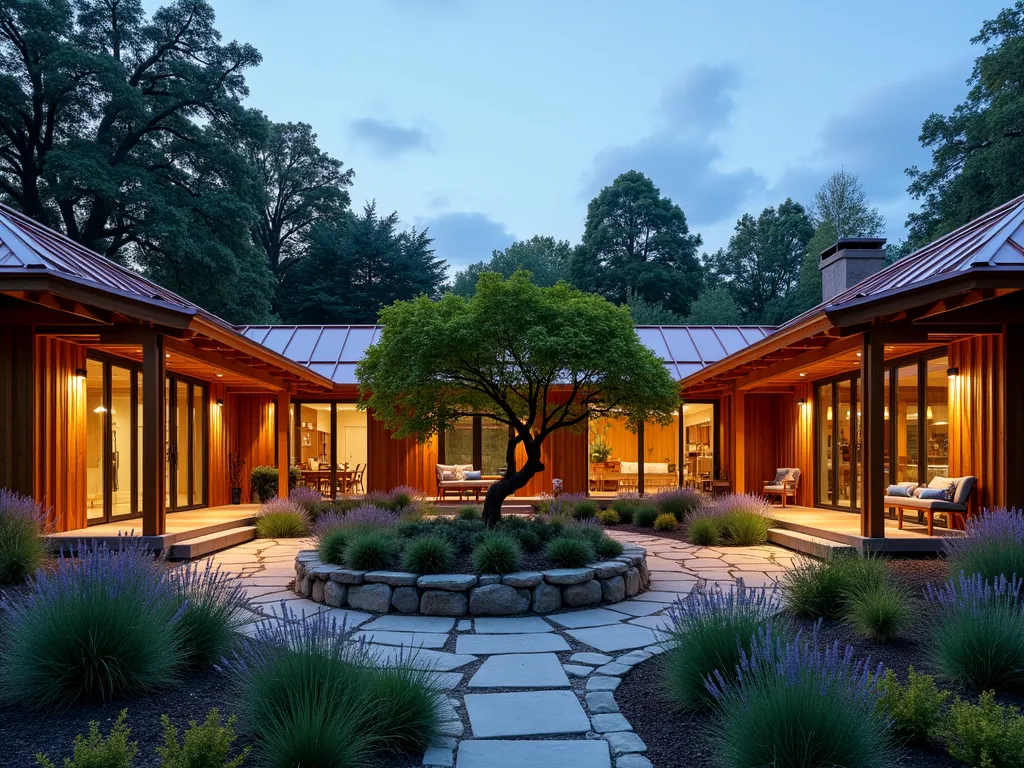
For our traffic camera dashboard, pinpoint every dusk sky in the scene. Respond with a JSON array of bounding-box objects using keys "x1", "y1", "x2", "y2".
[{"x1": 203, "y1": 0, "x2": 1006, "y2": 275}]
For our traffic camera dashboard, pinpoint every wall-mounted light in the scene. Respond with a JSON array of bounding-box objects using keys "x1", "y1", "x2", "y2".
[
  {"x1": 75, "y1": 367, "x2": 88, "y2": 380},
  {"x1": 947, "y1": 367, "x2": 959, "y2": 379},
  {"x1": 796, "y1": 398, "x2": 807, "y2": 407},
  {"x1": 826, "y1": 406, "x2": 833, "y2": 421},
  {"x1": 216, "y1": 399, "x2": 224, "y2": 407},
  {"x1": 855, "y1": 352, "x2": 862, "y2": 358},
  {"x1": 93, "y1": 405, "x2": 107, "y2": 414},
  {"x1": 216, "y1": 373, "x2": 223, "y2": 378},
  {"x1": 165, "y1": 353, "x2": 170, "y2": 359},
  {"x1": 798, "y1": 372, "x2": 807, "y2": 377}
]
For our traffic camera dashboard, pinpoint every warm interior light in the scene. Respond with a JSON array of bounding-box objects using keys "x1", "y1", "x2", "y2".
[
  {"x1": 826, "y1": 406, "x2": 833, "y2": 421},
  {"x1": 884, "y1": 406, "x2": 890, "y2": 419},
  {"x1": 856, "y1": 352, "x2": 862, "y2": 358},
  {"x1": 93, "y1": 405, "x2": 107, "y2": 413},
  {"x1": 797, "y1": 398, "x2": 806, "y2": 406},
  {"x1": 927, "y1": 406, "x2": 933, "y2": 420},
  {"x1": 216, "y1": 373, "x2": 223, "y2": 378},
  {"x1": 165, "y1": 353, "x2": 170, "y2": 358},
  {"x1": 798, "y1": 372, "x2": 807, "y2": 377}
]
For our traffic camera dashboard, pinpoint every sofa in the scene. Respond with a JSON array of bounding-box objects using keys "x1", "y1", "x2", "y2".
[
  {"x1": 435, "y1": 463, "x2": 496, "y2": 501},
  {"x1": 884, "y1": 475, "x2": 976, "y2": 535}
]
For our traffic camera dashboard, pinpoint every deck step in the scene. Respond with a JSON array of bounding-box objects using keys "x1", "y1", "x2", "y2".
[
  {"x1": 167, "y1": 525, "x2": 257, "y2": 560},
  {"x1": 767, "y1": 528, "x2": 856, "y2": 558}
]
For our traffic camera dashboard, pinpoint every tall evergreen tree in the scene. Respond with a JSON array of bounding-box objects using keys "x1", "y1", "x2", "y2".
[
  {"x1": 0, "y1": 0, "x2": 275, "y2": 322},
  {"x1": 276, "y1": 202, "x2": 447, "y2": 324},
  {"x1": 451, "y1": 236, "x2": 572, "y2": 297},
  {"x1": 572, "y1": 171, "x2": 703, "y2": 317},
  {"x1": 906, "y1": 2, "x2": 1024, "y2": 246}
]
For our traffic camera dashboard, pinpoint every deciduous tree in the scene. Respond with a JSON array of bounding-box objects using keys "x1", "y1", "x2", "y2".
[
  {"x1": 451, "y1": 236, "x2": 572, "y2": 297},
  {"x1": 358, "y1": 272, "x2": 680, "y2": 526}
]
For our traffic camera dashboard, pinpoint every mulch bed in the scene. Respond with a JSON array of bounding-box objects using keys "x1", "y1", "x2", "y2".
[{"x1": 616, "y1": 556, "x2": 1021, "y2": 768}]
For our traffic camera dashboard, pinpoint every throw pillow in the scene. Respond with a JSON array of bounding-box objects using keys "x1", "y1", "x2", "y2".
[
  {"x1": 773, "y1": 469, "x2": 789, "y2": 484},
  {"x1": 465, "y1": 470, "x2": 482, "y2": 480},
  {"x1": 886, "y1": 484, "x2": 912, "y2": 497},
  {"x1": 440, "y1": 470, "x2": 456, "y2": 481},
  {"x1": 918, "y1": 488, "x2": 947, "y2": 500},
  {"x1": 943, "y1": 482, "x2": 957, "y2": 502},
  {"x1": 454, "y1": 466, "x2": 465, "y2": 480}
]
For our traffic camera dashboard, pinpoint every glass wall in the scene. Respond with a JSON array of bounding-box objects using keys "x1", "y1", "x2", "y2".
[
  {"x1": 645, "y1": 412, "x2": 680, "y2": 491},
  {"x1": 837, "y1": 379, "x2": 854, "y2": 508},
  {"x1": 85, "y1": 358, "x2": 107, "y2": 523},
  {"x1": 110, "y1": 365, "x2": 133, "y2": 518},
  {"x1": 589, "y1": 411, "x2": 636, "y2": 496},
  {"x1": 443, "y1": 417, "x2": 474, "y2": 467},
  {"x1": 165, "y1": 377, "x2": 206, "y2": 511},
  {"x1": 682, "y1": 403, "x2": 714, "y2": 489},
  {"x1": 480, "y1": 421, "x2": 509, "y2": 476},
  {"x1": 925, "y1": 357, "x2": 950, "y2": 483},
  {"x1": 895, "y1": 364, "x2": 919, "y2": 484},
  {"x1": 291, "y1": 402, "x2": 368, "y2": 496},
  {"x1": 337, "y1": 403, "x2": 368, "y2": 494}
]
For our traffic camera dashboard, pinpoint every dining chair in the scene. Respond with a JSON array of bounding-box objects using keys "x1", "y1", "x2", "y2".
[{"x1": 351, "y1": 463, "x2": 365, "y2": 494}]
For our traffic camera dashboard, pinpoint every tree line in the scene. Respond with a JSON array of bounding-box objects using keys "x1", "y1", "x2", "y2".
[{"x1": 1, "y1": 1, "x2": 1023, "y2": 326}]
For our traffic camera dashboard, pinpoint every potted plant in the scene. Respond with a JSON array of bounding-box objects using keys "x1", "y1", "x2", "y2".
[{"x1": 228, "y1": 451, "x2": 245, "y2": 505}]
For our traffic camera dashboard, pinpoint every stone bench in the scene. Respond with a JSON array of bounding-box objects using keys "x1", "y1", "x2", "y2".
[{"x1": 293, "y1": 548, "x2": 651, "y2": 616}]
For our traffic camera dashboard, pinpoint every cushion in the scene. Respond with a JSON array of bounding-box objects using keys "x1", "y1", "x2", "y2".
[
  {"x1": 644, "y1": 463, "x2": 670, "y2": 474},
  {"x1": 891, "y1": 497, "x2": 965, "y2": 511},
  {"x1": 886, "y1": 484, "x2": 914, "y2": 497},
  {"x1": 918, "y1": 488, "x2": 948, "y2": 500},
  {"x1": 773, "y1": 469, "x2": 789, "y2": 484},
  {"x1": 464, "y1": 470, "x2": 482, "y2": 480},
  {"x1": 620, "y1": 461, "x2": 638, "y2": 474},
  {"x1": 943, "y1": 482, "x2": 957, "y2": 502}
]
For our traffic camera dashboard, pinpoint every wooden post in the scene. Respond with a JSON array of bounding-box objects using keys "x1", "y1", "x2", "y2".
[
  {"x1": 860, "y1": 332, "x2": 885, "y2": 538},
  {"x1": 733, "y1": 390, "x2": 746, "y2": 494},
  {"x1": 141, "y1": 333, "x2": 166, "y2": 536},
  {"x1": 277, "y1": 391, "x2": 290, "y2": 499},
  {"x1": 1006, "y1": 325, "x2": 1024, "y2": 508},
  {"x1": 637, "y1": 422, "x2": 645, "y2": 495}
]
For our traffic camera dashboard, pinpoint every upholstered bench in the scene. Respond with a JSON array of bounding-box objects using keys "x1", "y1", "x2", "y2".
[
  {"x1": 435, "y1": 463, "x2": 496, "y2": 501},
  {"x1": 884, "y1": 475, "x2": 976, "y2": 535}
]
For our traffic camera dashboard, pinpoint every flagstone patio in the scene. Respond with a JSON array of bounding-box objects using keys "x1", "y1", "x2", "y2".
[{"x1": 202, "y1": 529, "x2": 800, "y2": 767}]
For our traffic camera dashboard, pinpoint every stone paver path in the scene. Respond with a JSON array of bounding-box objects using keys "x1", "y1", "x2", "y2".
[{"x1": 202, "y1": 530, "x2": 799, "y2": 768}]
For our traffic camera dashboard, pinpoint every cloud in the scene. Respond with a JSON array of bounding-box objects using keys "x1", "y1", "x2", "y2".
[
  {"x1": 349, "y1": 118, "x2": 432, "y2": 157},
  {"x1": 421, "y1": 212, "x2": 515, "y2": 274},
  {"x1": 584, "y1": 63, "x2": 765, "y2": 228}
]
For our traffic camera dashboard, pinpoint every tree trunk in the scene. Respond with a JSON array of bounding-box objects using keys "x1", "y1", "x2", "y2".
[{"x1": 482, "y1": 436, "x2": 543, "y2": 527}]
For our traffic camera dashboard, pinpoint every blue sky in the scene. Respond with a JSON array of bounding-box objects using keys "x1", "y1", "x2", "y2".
[{"x1": 206, "y1": 0, "x2": 1006, "y2": 275}]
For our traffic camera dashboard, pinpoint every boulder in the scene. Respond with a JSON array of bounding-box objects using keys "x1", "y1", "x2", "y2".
[
  {"x1": 624, "y1": 567, "x2": 641, "y2": 597},
  {"x1": 638, "y1": 561, "x2": 651, "y2": 589},
  {"x1": 391, "y1": 586, "x2": 420, "y2": 613},
  {"x1": 364, "y1": 571, "x2": 419, "y2": 586},
  {"x1": 299, "y1": 576, "x2": 313, "y2": 598},
  {"x1": 417, "y1": 574, "x2": 477, "y2": 591},
  {"x1": 589, "y1": 561, "x2": 628, "y2": 578},
  {"x1": 311, "y1": 578, "x2": 325, "y2": 603},
  {"x1": 563, "y1": 579, "x2": 602, "y2": 607},
  {"x1": 543, "y1": 568, "x2": 594, "y2": 585},
  {"x1": 532, "y1": 581, "x2": 562, "y2": 613},
  {"x1": 501, "y1": 571, "x2": 544, "y2": 588},
  {"x1": 420, "y1": 589, "x2": 469, "y2": 616},
  {"x1": 324, "y1": 580, "x2": 347, "y2": 608},
  {"x1": 307, "y1": 564, "x2": 337, "y2": 578},
  {"x1": 600, "y1": 576, "x2": 626, "y2": 603},
  {"x1": 329, "y1": 569, "x2": 367, "y2": 585},
  {"x1": 478, "y1": 574, "x2": 502, "y2": 586},
  {"x1": 469, "y1": 584, "x2": 530, "y2": 616},
  {"x1": 346, "y1": 583, "x2": 392, "y2": 613}
]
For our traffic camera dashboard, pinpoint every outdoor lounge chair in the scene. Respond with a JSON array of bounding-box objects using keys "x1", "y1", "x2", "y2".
[
  {"x1": 885, "y1": 475, "x2": 976, "y2": 536},
  {"x1": 762, "y1": 468, "x2": 801, "y2": 507},
  {"x1": 435, "y1": 463, "x2": 496, "y2": 501}
]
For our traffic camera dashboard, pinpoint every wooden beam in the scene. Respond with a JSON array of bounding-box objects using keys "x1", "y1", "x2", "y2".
[
  {"x1": 163, "y1": 337, "x2": 286, "y2": 391},
  {"x1": 734, "y1": 336, "x2": 863, "y2": 391},
  {"x1": 733, "y1": 389, "x2": 746, "y2": 494},
  {"x1": 141, "y1": 332, "x2": 166, "y2": 536},
  {"x1": 1006, "y1": 325, "x2": 1024, "y2": 510},
  {"x1": 860, "y1": 332, "x2": 885, "y2": 538},
  {"x1": 276, "y1": 392, "x2": 290, "y2": 500}
]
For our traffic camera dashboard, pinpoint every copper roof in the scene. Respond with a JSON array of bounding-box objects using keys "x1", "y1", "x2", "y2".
[
  {"x1": 0, "y1": 202, "x2": 229, "y2": 328},
  {"x1": 239, "y1": 324, "x2": 776, "y2": 384}
]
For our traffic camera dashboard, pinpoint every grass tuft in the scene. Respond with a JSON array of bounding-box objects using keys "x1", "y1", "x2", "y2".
[
  {"x1": 402, "y1": 535, "x2": 455, "y2": 575},
  {"x1": 546, "y1": 536, "x2": 595, "y2": 568},
  {"x1": 472, "y1": 533, "x2": 522, "y2": 574},
  {"x1": 255, "y1": 498, "x2": 309, "y2": 538},
  {"x1": 343, "y1": 531, "x2": 400, "y2": 571}
]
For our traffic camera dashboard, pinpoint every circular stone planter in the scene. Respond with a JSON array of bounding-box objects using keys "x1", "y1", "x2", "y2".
[{"x1": 293, "y1": 546, "x2": 651, "y2": 616}]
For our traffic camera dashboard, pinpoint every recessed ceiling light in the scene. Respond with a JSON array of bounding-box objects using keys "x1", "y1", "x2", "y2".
[
  {"x1": 798, "y1": 372, "x2": 807, "y2": 377},
  {"x1": 165, "y1": 353, "x2": 170, "y2": 358},
  {"x1": 856, "y1": 352, "x2": 862, "y2": 357},
  {"x1": 216, "y1": 373, "x2": 223, "y2": 378}
]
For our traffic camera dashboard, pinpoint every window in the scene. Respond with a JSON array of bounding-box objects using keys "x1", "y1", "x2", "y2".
[
  {"x1": 925, "y1": 357, "x2": 950, "y2": 483},
  {"x1": 480, "y1": 421, "x2": 509, "y2": 475},
  {"x1": 645, "y1": 412, "x2": 680, "y2": 491},
  {"x1": 439, "y1": 417, "x2": 510, "y2": 476},
  {"x1": 589, "y1": 411, "x2": 635, "y2": 496},
  {"x1": 895, "y1": 365, "x2": 918, "y2": 484},
  {"x1": 443, "y1": 417, "x2": 474, "y2": 467},
  {"x1": 682, "y1": 403, "x2": 715, "y2": 488},
  {"x1": 816, "y1": 378, "x2": 857, "y2": 508},
  {"x1": 291, "y1": 402, "x2": 368, "y2": 497},
  {"x1": 85, "y1": 358, "x2": 107, "y2": 522}
]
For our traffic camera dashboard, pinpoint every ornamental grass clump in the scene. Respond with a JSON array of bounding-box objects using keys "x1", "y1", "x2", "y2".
[
  {"x1": 402, "y1": 535, "x2": 455, "y2": 575},
  {"x1": 654, "y1": 512, "x2": 677, "y2": 531},
  {"x1": 0, "y1": 541, "x2": 182, "y2": 709},
  {"x1": 456, "y1": 505, "x2": 482, "y2": 521},
  {"x1": 572, "y1": 499, "x2": 599, "y2": 520},
  {"x1": 655, "y1": 487, "x2": 702, "y2": 522},
  {"x1": 546, "y1": 536, "x2": 595, "y2": 568},
  {"x1": 318, "y1": 527, "x2": 351, "y2": 565},
  {"x1": 343, "y1": 530, "x2": 400, "y2": 571},
  {"x1": 289, "y1": 485, "x2": 325, "y2": 514},
  {"x1": 686, "y1": 507, "x2": 723, "y2": 546},
  {"x1": 845, "y1": 579, "x2": 912, "y2": 644},
  {"x1": 944, "y1": 507, "x2": 1024, "y2": 582},
  {"x1": 713, "y1": 494, "x2": 774, "y2": 546},
  {"x1": 597, "y1": 535, "x2": 624, "y2": 558},
  {"x1": 611, "y1": 495, "x2": 641, "y2": 524},
  {"x1": 926, "y1": 572, "x2": 1024, "y2": 693},
  {"x1": 165, "y1": 559, "x2": 253, "y2": 670},
  {"x1": 0, "y1": 488, "x2": 48, "y2": 584},
  {"x1": 597, "y1": 508, "x2": 620, "y2": 525},
  {"x1": 472, "y1": 532, "x2": 522, "y2": 574},
  {"x1": 633, "y1": 505, "x2": 659, "y2": 528},
  {"x1": 254, "y1": 498, "x2": 309, "y2": 538},
  {"x1": 546, "y1": 493, "x2": 587, "y2": 519},
  {"x1": 664, "y1": 581, "x2": 783, "y2": 711},
  {"x1": 222, "y1": 609, "x2": 442, "y2": 767},
  {"x1": 707, "y1": 626, "x2": 891, "y2": 768},
  {"x1": 782, "y1": 551, "x2": 887, "y2": 619}
]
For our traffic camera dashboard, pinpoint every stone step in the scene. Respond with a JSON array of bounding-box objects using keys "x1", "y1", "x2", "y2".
[
  {"x1": 766, "y1": 528, "x2": 856, "y2": 558},
  {"x1": 167, "y1": 525, "x2": 257, "y2": 560}
]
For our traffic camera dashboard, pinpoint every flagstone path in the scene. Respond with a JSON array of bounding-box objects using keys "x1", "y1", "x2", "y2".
[{"x1": 203, "y1": 530, "x2": 801, "y2": 768}]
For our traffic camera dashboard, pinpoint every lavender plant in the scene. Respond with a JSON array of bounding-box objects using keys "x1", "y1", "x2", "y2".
[
  {"x1": 926, "y1": 572, "x2": 1024, "y2": 692},
  {"x1": 707, "y1": 625, "x2": 891, "y2": 768},
  {"x1": 289, "y1": 485, "x2": 325, "y2": 513},
  {"x1": 711, "y1": 493, "x2": 774, "y2": 546},
  {"x1": 0, "y1": 488, "x2": 48, "y2": 583},
  {"x1": 254, "y1": 498, "x2": 309, "y2": 538},
  {"x1": 664, "y1": 580, "x2": 784, "y2": 711},
  {"x1": 943, "y1": 507, "x2": 1024, "y2": 582},
  {"x1": 655, "y1": 486, "x2": 703, "y2": 521},
  {"x1": 0, "y1": 541, "x2": 182, "y2": 708}
]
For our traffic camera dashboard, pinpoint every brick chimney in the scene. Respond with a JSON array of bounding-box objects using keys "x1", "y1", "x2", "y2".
[{"x1": 819, "y1": 237, "x2": 886, "y2": 303}]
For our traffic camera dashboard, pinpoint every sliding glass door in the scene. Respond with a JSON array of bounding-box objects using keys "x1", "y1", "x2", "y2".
[
  {"x1": 816, "y1": 377, "x2": 858, "y2": 510},
  {"x1": 86, "y1": 357, "x2": 140, "y2": 524},
  {"x1": 165, "y1": 376, "x2": 207, "y2": 512}
]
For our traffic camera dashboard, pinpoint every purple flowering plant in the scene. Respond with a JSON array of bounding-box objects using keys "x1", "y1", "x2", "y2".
[{"x1": 943, "y1": 507, "x2": 1024, "y2": 582}]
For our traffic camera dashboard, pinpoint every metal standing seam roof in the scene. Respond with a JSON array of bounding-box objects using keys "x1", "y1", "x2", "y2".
[{"x1": 239, "y1": 324, "x2": 776, "y2": 384}]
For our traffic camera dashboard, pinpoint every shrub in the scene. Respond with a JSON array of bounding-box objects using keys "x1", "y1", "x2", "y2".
[
  {"x1": 846, "y1": 580, "x2": 911, "y2": 644},
  {"x1": 664, "y1": 582, "x2": 782, "y2": 711},
  {"x1": 927, "y1": 573, "x2": 1024, "y2": 693},
  {"x1": 687, "y1": 510, "x2": 722, "y2": 546},
  {"x1": 597, "y1": 508, "x2": 620, "y2": 525},
  {"x1": 654, "y1": 513, "x2": 677, "y2": 531},
  {"x1": 566, "y1": 518, "x2": 604, "y2": 545},
  {"x1": 472, "y1": 533, "x2": 522, "y2": 574},
  {"x1": 655, "y1": 487, "x2": 702, "y2": 522},
  {"x1": 250, "y1": 465, "x2": 300, "y2": 503},
  {"x1": 0, "y1": 542, "x2": 182, "y2": 709},
  {"x1": 344, "y1": 531, "x2": 400, "y2": 571},
  {"x1": 572, "y1": 500, "x2": 599, "y2": 520},
  {"x1": 876, "y1": 667, "x2": 949, "y2": 744},
  {"x1": 36, "y1": 709, "x2": 137, "y2": 768},
  {"x1": 318, "y1": 527, "x2": 351, "y2": 565},
  {"x1": 597, "y1": 536, "x2": 624, "y2": 558},
  {"x1": 611, "y1": 495, "x2": 640, "y2": 524},
  {"x1": 157, "y1": 709, "x2": 249, "y2": 768},
  {"x1": 388, "y1": 486, "x2": 421, "y2": 512},
  {"x1": 713, "y1": 494, "x2": 774, "y2": 546},
  {"x1": 222, "y1": 609, "x2": 441, "y2": 767},
  {"x1": 546, "y1": 536, "x2": 595, "y2": 568},
  {"x1": 944, "y1": 690, "x2": 1024, "y2": 768},
  {"x1": 402, "y1": 536, "x2": 455, "y2": 575},
  {"x1": 0, "y1": 488, "x2": 47, "y2": 584},
  {"x1": 254, "y1": 498, "x2": 309, "y2": 538},
  {"x1": 496, "y1": 515, "x2": 528, "y2": 533},
  {"x1": 782, "y1": 552, "x2": 888, "y2": 619},
  {"x1": 290, "y1": 485, "x2": 325, "y2": 514},
  {"x1": 546, "y1": 493, "x2": 586, "y2": 519},
  {"x1": 166, "y1": 560, "x2": 251, "y2": 671},
  {"x1": 456, "y1": 505, "x2": 482, "y2": 521},
  {"x1": 944, "y1": 507, "x2": 1024, "y2": 582},
  {"x1": 633, "y1": 505, "x2": 659, "y2": 528},
  {"x1": 707, "y1": 626, "x2": 891, "y2": 768}
]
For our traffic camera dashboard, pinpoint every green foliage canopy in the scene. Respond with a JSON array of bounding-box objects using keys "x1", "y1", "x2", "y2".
[{"x1": 451, "y1": 236, "x2": 572, "y2": 297}]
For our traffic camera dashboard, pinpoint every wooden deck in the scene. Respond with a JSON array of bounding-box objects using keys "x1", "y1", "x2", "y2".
[{"x1": 769, "y1": 505, "x2": 959, "y2": 554}]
